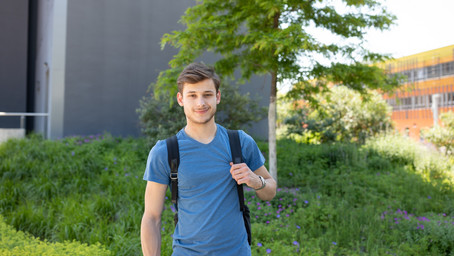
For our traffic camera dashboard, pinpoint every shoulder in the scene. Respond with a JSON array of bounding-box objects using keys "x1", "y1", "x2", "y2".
[
  {"x1": 238, "y1": 130, "x2": 254, "y2": 141},
  {"x1": 237, "y1": 130, "x2": 257, "y2": 148},
  {"x1": 216, "y1": 124, "x2": 254, "y2": 141},
  {"x1": 148, "y1": 139, "x2": 168, "y2": 160}
]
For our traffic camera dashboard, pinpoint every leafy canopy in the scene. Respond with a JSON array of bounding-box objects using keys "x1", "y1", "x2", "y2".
[{"x1": 157, "y1": 0, "x2": 400, "y2": 99}]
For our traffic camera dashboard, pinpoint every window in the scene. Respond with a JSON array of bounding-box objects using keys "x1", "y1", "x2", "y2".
[
  {"x1": 442, "y1": 61, "x2": 454, "y2": 76},
  {"x1": 426, "y1": 64, "x2": 441, "y2": 79},
  {"x1": 446, "y1": 92, "x2": 454, "y2": 106}
]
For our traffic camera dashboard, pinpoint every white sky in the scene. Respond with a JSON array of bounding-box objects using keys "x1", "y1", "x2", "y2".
[{"x1": 365, "y1": 0, "x2": 454, "y2": 58}]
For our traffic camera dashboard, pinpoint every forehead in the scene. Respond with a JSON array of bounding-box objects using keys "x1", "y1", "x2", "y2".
[{"x1": 182, "y1": 79, "x2": 216, "y2": 94}]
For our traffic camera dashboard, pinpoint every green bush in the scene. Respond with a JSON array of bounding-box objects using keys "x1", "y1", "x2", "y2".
[
  {"x1": 284, "y1": 86, "x2": 393, "y2": 144},
  {"x1": 0, "y1": 134, "x2": 148, "y2": 255},
  {"x1": 423, "y1": 111, "x2": 454, "y2": 155},
  {"x1": 0, "y1": 215, "x2": 110, "y2": 256},
  {"x1": 1, "y1": 133, "x2": 454, "y2": 255},
  {"x1": 364, "y1": 133, "x2": 454, "y2": 184}
]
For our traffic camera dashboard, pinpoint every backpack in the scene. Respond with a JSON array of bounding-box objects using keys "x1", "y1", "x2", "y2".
[{"x1": 165, "y1": 129, "x2": 252, "y2": 245}]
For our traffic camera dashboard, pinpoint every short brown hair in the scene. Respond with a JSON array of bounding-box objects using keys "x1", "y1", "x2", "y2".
[{"x1": 177, "y1": 63, "x2": 221, "y2": 93}]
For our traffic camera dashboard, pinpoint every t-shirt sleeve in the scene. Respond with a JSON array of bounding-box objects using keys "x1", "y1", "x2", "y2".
[
  {"x1": 238, "y1": 130, "x2": 265, "y2": 172},
  {"x1": 143, "y1": 140, "x2": 171, "y2": 185}
]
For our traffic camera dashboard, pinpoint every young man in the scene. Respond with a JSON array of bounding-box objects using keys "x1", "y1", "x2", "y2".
[{"x1": 141, "y1": 63, "x2": 276, "y2": 256}]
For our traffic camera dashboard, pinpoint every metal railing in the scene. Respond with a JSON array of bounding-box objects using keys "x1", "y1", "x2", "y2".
[{"x1": 0, "y1": 112, "x2": 49, "y2": 129}]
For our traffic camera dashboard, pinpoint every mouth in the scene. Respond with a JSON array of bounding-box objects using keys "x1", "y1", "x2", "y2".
[{"x1": 194, "y1": 108, "x2": 209, "y2": 114}]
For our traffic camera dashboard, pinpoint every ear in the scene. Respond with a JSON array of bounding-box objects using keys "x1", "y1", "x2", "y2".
[
  {"x1": 177, "y1": 92, "x2": 184, "y2": 106},
  {"x1": 216, "y1": 90, "x2": 221, "y2": 105}
]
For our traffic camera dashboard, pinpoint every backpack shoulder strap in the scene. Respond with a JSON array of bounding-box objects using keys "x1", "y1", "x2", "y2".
[
  {"x1": 227, "y1": 129, "x2": 245, "y2": 212},
  {"x1": 166, "y1": 135, "x2": 179, "y2": 207}
]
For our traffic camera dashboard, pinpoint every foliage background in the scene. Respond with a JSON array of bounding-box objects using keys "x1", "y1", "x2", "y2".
[
  {"x1": 1, "y1": 132, "x2": 454, "y2": 255},
  {"x1": 284, "y1": 86, "x2": 393, "y2": 144},
  {"x1": 423, "y1": 111, "x2": 454, "y2": 155}
]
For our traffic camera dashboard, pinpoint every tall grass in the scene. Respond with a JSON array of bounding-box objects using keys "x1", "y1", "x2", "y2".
[
  {"x1": 0, "y1": 134, "x2": 148, "y2": 255},
  {"x1": 1, "y1": 133, "x2": 454, "y2": 255}
]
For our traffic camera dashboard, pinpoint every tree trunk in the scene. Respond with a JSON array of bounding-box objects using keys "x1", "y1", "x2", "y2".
[
  {"x1": 268, "y1": 12, "x2": 280, "y2": 183},
  {"x1": 268, "y1": 71, "x2": 278, "y2": 183}
]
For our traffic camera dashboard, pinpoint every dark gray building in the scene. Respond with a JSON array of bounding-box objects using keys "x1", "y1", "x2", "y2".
[{"x1": 0, "y1": 0, "x2": 269, "y2": 140}]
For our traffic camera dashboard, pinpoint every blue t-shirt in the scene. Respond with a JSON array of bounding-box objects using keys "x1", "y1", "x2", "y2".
[{"x1": 143, "y1": 124, "x2": 265, "y2": 256}]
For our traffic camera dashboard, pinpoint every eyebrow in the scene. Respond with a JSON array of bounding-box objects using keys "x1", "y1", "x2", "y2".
[{"x1": 185, "y1": 90, "x2": 215, "y2": 94}]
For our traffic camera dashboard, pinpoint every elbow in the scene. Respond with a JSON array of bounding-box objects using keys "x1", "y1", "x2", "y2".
[
  {"x1": 257, "y1": 180, "x2": 277, "y2": 201},
  {"x1": 141, "y1": 212, "x2": 162, "y2": 230},
  {"x1": 265, "y1": 190, "x2": 277, "y2": 201}
]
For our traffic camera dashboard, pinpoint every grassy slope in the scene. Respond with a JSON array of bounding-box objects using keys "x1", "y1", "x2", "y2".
[{"x1": 0, "y1": 133, "x2": 454, "y2": 255}]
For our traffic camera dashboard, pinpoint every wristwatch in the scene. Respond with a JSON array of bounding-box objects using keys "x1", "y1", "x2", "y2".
[{"x1": 255, "y1": 175, "x2": 266, "y2": 190}]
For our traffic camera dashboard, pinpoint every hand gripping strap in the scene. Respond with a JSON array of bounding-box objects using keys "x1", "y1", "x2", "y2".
[
  {"x1": 166, "y1": 135, "x2": 179, "y2": 208},
  {"x1": 227, "y1": 130, "x2": 245, "y2": 212},
  {"x1": 227, "y1": 129, "x2": 252, "y2": 245}
]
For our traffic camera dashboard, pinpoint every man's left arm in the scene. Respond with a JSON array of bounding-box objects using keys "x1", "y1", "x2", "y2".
[{"x1": 230, "y1": 163, "x2": 276, "y2": 201}]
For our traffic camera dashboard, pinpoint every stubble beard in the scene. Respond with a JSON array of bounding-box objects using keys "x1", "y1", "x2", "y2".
[{"x1": 186, "y1": 107, "x2": 216, "y2": 125}]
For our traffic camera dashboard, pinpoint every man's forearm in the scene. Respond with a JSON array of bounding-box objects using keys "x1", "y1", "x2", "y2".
[
  {"x1": 141, "y1": 216, "x2": 162, "y2": 256},
  {"x1": 255, "y1": 177, "x2": 276, "y2": 201}
]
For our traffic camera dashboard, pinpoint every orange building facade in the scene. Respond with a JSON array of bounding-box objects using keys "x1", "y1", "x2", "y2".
[{"x1": 382, "y1": 45, "x2": 454, "y2": 140}]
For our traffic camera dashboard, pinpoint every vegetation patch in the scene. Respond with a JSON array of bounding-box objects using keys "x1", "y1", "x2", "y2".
[
  {"x1": 1, "y1": 133, "x2": 454, "y2": 255},
  {"x1": 0, "y1": 215, "x2": 110, "y2": 256}
]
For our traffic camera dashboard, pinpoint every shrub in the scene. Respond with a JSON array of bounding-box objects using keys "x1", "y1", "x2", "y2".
[
  {"x1": 423, "y1": 111, "x2": 454, "y2": 155},
  {"x1": 0, "y1": 134, "x2": 148, "y2": 255},
  {"x1": 1, "y1": 133, "x2": 454, "y2": 255},
  {"x1": 364, "y1": 133, "x2": 454, "y2": 184},
  {"x1": 0, "y1": 215, "x2": 110, "y2": 256},
  {"x1": 284, "y1": 87, "x2": 392, "y2": 144}
]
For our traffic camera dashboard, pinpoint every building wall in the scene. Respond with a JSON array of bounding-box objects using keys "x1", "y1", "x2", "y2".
[
  {"x1": 383, "y1": 45, "x2": 454, "y2": 140},
  {"x1": 63, "y1": 0, "x2": 190, "y2": 137},
  {"x1": 2, "y1": 0, "x2": 269, "y2": 139},
  {"x1": 0, "y1": 0, "x2": 29, "y2": 128},
  {"x1": 62, "y1": 0, "x2": 269, "y2": 139}
]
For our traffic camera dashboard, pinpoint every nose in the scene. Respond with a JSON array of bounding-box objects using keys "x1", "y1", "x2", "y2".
[{"x1": 196, "y1": 97, "x2": 206, "y2": 107}]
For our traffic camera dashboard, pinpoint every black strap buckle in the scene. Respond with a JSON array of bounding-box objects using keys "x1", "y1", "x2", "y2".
[{"x1": 170, "y1": 172, "x2": 178, "y2": 180}]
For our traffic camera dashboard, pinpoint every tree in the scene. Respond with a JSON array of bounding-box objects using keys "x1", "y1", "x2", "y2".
[
  {"x1": 156, "y1": 0, "x2": 400, "y2": 182},
  {"x1": 285, "y1": 86, "x2": 393, "y2": 144}
]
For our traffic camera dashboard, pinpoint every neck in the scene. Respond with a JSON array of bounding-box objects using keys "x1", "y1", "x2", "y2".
[{"x1": 184, "y1": 121, "x2": 217, "y2": 144}]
